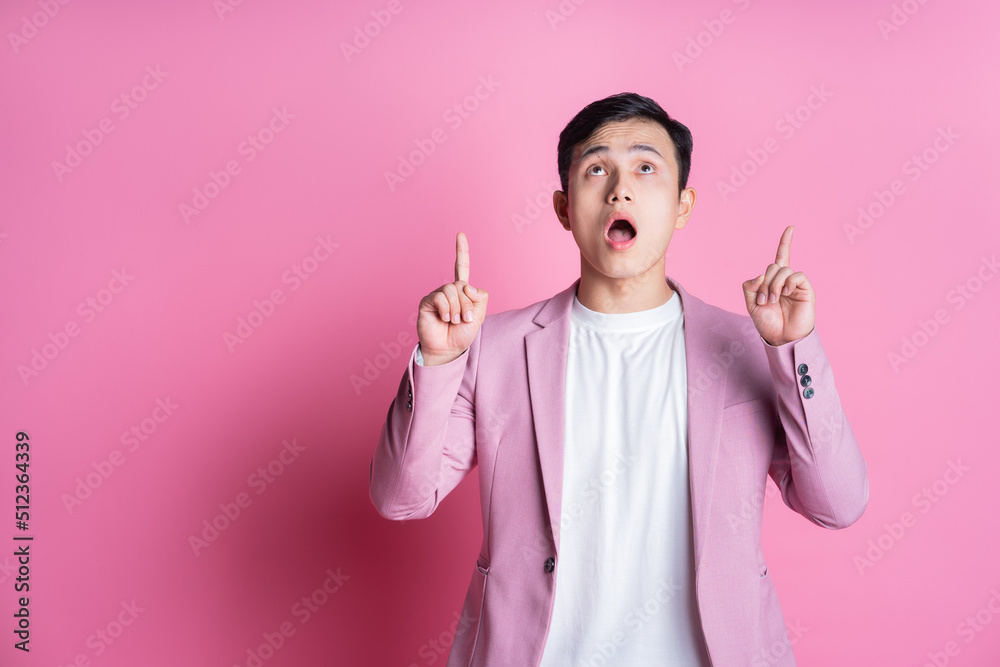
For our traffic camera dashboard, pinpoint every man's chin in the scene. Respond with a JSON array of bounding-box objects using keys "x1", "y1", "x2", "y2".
[{"x1": 586, "y1": 264, "x2": 655, "y2": 283}]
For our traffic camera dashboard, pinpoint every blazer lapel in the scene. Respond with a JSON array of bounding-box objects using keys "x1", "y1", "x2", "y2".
[
  {"x1": 525, "y1": 276, "x2": 732, "y2": 567},
  {"x1": 667, "y1": 276, "x2": 729, "y2": 570},
  {"x1": 525, "y1": 278, "x2": 578, "y2": 554}
]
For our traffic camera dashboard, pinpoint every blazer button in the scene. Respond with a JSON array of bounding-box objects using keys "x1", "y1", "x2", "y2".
[
  {"x1": 797, "y1": 363, "x2": 808, "y2": 376},
  {"x1": 799, "y1": 374, "x2": 812, "y2": 387},
  {"x1": 544, "y1": 557, "x2": 555, "y2": 573},
  {"x1": 406, "y1": 401, "x2": 412, "y2": 411},
  {"x1": 803, "y1": 387, "x2": 814, "y2": 399}
]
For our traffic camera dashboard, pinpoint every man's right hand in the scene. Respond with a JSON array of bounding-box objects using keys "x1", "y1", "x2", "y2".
[{"x1": 416, "y1": 232, "x2": 489, "y2": 366}]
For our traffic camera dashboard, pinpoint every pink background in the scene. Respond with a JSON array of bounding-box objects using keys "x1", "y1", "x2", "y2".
[{"x1": 2, "y1": 0, "x2": 999, "y2": 665}]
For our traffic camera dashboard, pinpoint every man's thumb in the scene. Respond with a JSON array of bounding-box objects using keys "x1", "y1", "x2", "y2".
[
  {"x1": 742, "y1": 275, "x2": 763, "y2": 306},
  {"x1": 465, "y1": 284, "x2": 485, "y2": 299}
]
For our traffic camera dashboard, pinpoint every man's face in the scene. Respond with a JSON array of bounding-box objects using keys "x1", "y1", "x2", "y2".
[{"x1": 553, "y1": 117, "x2": 695, "y2": 282}]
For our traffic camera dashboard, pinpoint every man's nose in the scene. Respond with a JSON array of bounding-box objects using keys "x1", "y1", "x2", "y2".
[{"x1": 607, "y1": 173, "x2": 633, "y2": 203}]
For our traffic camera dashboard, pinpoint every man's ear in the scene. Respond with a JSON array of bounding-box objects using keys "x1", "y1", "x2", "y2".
[
  {"x1": 553, "y1": 190, "x2": 571, "y2": 230},
  {"x1": 675, "y1": 187, "x2": 696, "y2": 230}
]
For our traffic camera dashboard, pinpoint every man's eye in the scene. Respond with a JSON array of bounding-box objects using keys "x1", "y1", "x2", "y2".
[
  {"x1": 588, "y1": 164, "x2": 605, "y2": 175},
  {"x1": 639, "y1": 164, "x2": 654, "y2": 173}
]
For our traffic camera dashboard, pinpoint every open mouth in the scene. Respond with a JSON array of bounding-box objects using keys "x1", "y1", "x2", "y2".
[{"x1": 607, "y1": 219, "x2": 637, "y2": 243}]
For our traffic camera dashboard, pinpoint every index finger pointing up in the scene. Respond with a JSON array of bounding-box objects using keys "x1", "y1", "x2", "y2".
[
  {"x1": 774, "y1": 225, "x2": 794, "y2": 267},
  {"x1": 455, "y1": 231, "x2": 470, "y2": 283}
]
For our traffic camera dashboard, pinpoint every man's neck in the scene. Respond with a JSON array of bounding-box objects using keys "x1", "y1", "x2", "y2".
[{"x1": 575, "y1": 264, "x2": 674, "y2": 314}]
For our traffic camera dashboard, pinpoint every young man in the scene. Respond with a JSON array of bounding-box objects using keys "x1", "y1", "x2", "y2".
[{"x1": 369, "y1": 92, "x2": 869, "y2": 666}]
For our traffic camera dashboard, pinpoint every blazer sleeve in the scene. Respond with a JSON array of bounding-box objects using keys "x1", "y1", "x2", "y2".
[
  {"x1": 369, "y1": 331, "x2": 481, "y2": 521},
  {"x1": 762, "y1": 326, "x2": 870, "y2": 529}
]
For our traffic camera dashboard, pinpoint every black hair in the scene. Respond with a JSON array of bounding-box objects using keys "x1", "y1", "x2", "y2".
[{"x1": 557, "y1": 92, "x2": 693, "y2": 197}]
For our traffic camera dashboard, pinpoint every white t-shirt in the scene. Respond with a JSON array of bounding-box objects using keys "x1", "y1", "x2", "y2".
[
  {"x1": 538, "y1": 288, "x2": 711, "y2": 666},
  {"x1": 414, "y1": 287, "x2": 712, "y2": 665}
]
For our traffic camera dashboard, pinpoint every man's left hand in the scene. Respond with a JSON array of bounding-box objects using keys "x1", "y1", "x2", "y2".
[{"x1": 742, "y1": 225, "x2": 816, "y2": 346}]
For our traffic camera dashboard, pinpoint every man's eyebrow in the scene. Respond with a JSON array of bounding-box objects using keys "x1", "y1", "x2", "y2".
[{"x1": 577, "y1": 143, "x2": 666, "y2": 162}]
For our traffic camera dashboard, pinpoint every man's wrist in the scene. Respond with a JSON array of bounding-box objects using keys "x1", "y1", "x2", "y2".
[
  {"x1": 760, "y1": 327, "x2": 815, "y2": 347},
  {"x1": 417, "y1": 344, "x2": 464, "y2": 367}
]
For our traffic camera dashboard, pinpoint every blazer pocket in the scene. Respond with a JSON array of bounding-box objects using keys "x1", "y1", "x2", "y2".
[{"x1": 722, "y1": 398, "x2": 770, "y2": 422}]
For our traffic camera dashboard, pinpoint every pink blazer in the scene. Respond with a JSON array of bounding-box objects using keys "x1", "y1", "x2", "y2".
[{"x1": 370, "y1": 275, "x2": 869, "y2": 666}]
